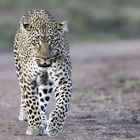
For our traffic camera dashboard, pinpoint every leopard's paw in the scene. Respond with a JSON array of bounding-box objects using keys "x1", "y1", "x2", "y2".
[
  {"x1": 46, "y1": 121, "x2": 59, "y2": 137},
  {"x1": 26, "y1": 125, "x2": 47, "y2": 136},
  {"x1": 18, "y1": 110, "x2": 28, "y2": 121}
]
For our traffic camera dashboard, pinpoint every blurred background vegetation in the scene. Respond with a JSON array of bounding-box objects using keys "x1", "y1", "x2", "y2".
[{"x1": 1, "y1": 0, "x2": 140, "y2": 48}]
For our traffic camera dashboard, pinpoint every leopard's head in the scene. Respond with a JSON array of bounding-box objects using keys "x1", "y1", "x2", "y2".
[{"x1": 19, "y1": 9, "x2": 68, "y2": 66}]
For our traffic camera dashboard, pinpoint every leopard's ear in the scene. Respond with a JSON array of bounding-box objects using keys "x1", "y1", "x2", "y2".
[{"x1": 59, "y1": 20, "x2": 68, "y2": 32}]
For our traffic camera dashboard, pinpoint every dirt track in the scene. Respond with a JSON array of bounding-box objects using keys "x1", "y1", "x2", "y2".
[{"x1": 1, "y1": 40, "x2": 140, "y2": 140}]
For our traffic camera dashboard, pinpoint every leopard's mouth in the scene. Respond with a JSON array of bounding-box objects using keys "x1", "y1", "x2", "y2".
[{"x1": 37, "y1": 52, "x2": 59, "y2": 68}]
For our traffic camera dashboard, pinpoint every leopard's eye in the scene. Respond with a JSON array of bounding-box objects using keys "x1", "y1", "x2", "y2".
[{"x1": 23, "y1": 22, "x2": 30, "y2": 30}]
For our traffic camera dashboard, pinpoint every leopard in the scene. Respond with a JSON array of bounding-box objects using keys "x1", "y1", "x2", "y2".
[{"x1": 13, "y1": 9, "x2": 72, "y2": 136}]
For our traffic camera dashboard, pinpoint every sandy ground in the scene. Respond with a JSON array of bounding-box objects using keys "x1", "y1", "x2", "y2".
[{"x1": 1, "y1": 40, "x2": 140, "y2": 140}]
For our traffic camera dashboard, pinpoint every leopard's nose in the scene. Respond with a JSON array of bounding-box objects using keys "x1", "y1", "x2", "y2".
[{"x1": 39, "y1": 42, "x2": 50, "y2": 58}]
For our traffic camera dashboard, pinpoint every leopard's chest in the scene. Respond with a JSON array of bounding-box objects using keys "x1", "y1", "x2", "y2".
[{"x1": 25, "y1": 58, "x2": 42, "y2": 81}]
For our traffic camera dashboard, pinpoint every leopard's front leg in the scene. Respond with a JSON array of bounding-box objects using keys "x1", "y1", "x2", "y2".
[
  {"x1": 23, "y1": 79, "x2": 47, "y2": 135},
  {"x1": 47, "y1": 76, "x2": 72, "y2": 136},
  {"x1": 19, "y1": 93, "x2": 28, "y2": 121},
  {"x1": 14, "y1": 50, "x2": 28, "y2": 121}
]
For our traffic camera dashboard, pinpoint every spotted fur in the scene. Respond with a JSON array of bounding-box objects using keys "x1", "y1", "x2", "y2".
[{"x1": 14, "y1": 9, "x2": 72, "y2": 136}]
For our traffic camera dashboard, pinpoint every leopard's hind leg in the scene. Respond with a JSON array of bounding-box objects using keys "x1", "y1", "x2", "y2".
[
  {"x1": 47, "y1": 76, "x2": 72, "y2": 136},
  {"x1": 37, "y1": 71, "x2": 54, "y2": 127}
]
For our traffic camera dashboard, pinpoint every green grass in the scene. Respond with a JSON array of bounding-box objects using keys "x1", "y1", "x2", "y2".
[
  {"x1": 1, "y1": 0, "x2": 140, "y2": 48},
  {"x1": 116, "y1": 75, "x2": 140, "y2": 91}
]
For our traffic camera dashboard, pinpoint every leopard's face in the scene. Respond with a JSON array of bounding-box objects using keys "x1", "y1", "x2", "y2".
[{"x1": 19, "y1": 9, "x2": 68, "y2": 66}]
